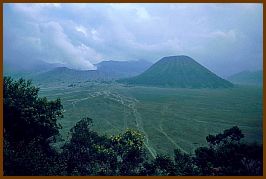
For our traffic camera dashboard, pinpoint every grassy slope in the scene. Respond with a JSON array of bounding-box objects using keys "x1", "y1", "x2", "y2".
[
  {"x1": 38, "y1": 82, "x2": 262, "y2": 157},
  {"x1": 119, "y1": 56, "x2": 233, "y2": 88}
]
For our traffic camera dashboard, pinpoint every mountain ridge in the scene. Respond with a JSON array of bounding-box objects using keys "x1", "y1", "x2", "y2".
[
  {"x1": 227, "y1": 70, "x2": 262, "y2": 86},
  {"x1": 13, "y1": 60, "x2": 153, "y2": 84}
]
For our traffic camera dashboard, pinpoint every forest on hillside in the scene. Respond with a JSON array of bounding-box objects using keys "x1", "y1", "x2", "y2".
[{"x1": 3, "y1": 77, "x2": 263, "y2": 176}]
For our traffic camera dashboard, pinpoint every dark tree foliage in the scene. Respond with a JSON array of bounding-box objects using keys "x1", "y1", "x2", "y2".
[
  {"x1": 195, "y1": 126, "x2": 262, "y2": 175},
  {"x1": 174, "y1": 149, "x2": 199, "y2": 175},
  {"x1": 4, "y1": 137, "x2": 65, "y2": 176},
  {"x1": 62, "y1": 118, "x2": 147, "y2": 175},
  {"x1": 146, "y1": 155, "x2": 177, "y2": 176},
  {"x1": 110, "y1": 128, "x2": 147, "y2": 175},
  {"x1": 4, "y1": 77, "x2": 64, "y2": 175},
  {"x1": 206, "y1": 126, "x2": 244, "y2": 146},
  {"x1": 4, "y1": 76, "x2": 63, "y2": 143},
  {"x1": 61, "y1": 117, "x2": 118, "y2": 176},
  {"x1": 3, "y1": 77, "x2": 262, "y2": 176}
]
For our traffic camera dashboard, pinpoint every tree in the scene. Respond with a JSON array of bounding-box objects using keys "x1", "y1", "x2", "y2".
[
  {"x1": 4, "y1": 77, "x2": 63, "y2": 143},
  {"x1": 150, "y1": 155, "x2": 176, "y2": 176},
  {"x1": 62, "y1": 120, "x2": 147, "y2": 176},
  {"x1": 61, "y1": 117, "x2": 116, "y2": 175},
  {"x1": 110, "y1": 128, "x2": 146, "y2": 175},
  {"x1": 4, "y1": 77, "x2": 64, "y2": 175},
  {"x1": 206, "y1": 126, "x2": 244, "y2": 146},
  {"x1": 174, "y1": 149, "x2": 199, "y2": 175},
  {"x1": 195, "y1": 126, "x2": 262, "y2": 176}
]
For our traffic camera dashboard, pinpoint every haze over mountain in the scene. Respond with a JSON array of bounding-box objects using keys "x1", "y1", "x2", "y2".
[
  {"x1": 11, "y1": 60, "x2": 153, "y2": 84},
  {"x1": 95, "y1": 60, "x2": 152, "y2": 77},
  {"x1": 227, "y1": 70, "x2": 263, "y2": 86},
  {"x1": 31, "y1": 67, "x2": 104, "y2": 83},
  {"x1": 4, "y1": 58, "x2": 64, "y2": 74},
  {"x1": 118, "y1": 55, "x2": 233, "y2": 88}
]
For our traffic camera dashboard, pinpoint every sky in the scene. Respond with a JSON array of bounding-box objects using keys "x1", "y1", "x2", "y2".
[{"x1": 3, "y1": 3, "x2": 263, "y2": 77}]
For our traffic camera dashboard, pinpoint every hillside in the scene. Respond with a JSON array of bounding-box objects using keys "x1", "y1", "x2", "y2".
[
  {"x1": 227, "y1": 70, "x2": 262, "y2": 86},
  {"x1": 118, "y1": 55, "x2": 233, "y2": 88},
  {"x1": 32, "y1": 67, "x2": 109, "y2": 83}
]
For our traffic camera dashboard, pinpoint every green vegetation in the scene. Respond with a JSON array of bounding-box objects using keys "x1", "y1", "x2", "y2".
[
  {"x1": 4, "y1": 77, "x2": 263, "y2": 176},
  {"x1": 38, "y1": 81, "x2": 262, "y2": 156},
  {"x1": 118, "y1": 55, "x2": 233, "y2": 88}
]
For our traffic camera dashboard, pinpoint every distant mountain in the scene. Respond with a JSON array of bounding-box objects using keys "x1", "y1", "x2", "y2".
[
  {"x1": 32, "y1": 67, "x2": 110, "y2": 83},
  {"x1": 4, "y1": 59, "x2": 153, "y2": 84},
  {"x1": 95, "y1": 60, "x2": 152, "y2": 77},
  {"x1": 118, "y1": 55, "x2": 233, "y2": 88},
  {"x1": 4, "y1": 58, "x2": 63, "y2": 74},
  {"x1": 227, "y1": 70, "x2": 262, "y2": 86}
]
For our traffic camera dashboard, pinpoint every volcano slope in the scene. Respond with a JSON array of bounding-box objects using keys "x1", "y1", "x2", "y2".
[{"x1": 118, "y1": 55, "x2": 233, "y2": 88}]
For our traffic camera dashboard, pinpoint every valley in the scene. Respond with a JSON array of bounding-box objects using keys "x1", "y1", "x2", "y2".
[{"x1": 38, "y1": 81, "x2": 263, "y2": 157}]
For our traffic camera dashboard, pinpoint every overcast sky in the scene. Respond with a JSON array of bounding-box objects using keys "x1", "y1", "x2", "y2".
[{"x1": 3, "y1": 3, "x2": 263, "y2": 76}]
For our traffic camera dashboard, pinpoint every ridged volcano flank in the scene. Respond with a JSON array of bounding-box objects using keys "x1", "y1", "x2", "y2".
[{"x1": 118, "y1": 55, "x2": 233, "y2": 88}]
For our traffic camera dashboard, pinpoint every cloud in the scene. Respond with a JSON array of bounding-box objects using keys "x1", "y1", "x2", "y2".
[
  {"x1": 75, "y1": 25, "x2": 88, "y2": 37},
  {"x1": 3, "y1": 3, "x2": 263, "y2": 75},
  {"x1": 208, "y1": 30, "x2": 237, "y2": 42},
  {"x1": 11, "y1": 3, "x2": 61, "y2": 21},
  {"x1": 39, "y1": 21, "x2": 101, "y2": 70}
]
